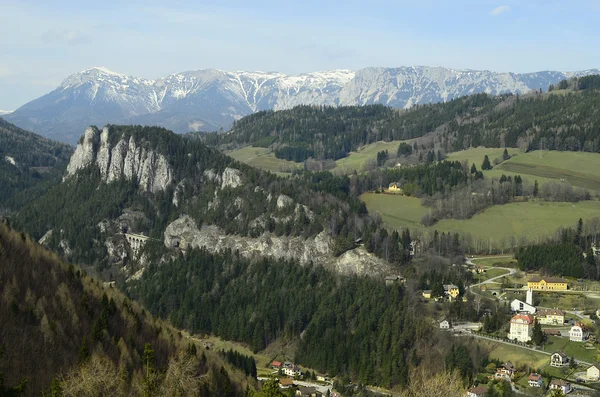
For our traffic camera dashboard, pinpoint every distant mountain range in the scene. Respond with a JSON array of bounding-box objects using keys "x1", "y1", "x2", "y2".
[{"x1": 5, "y1": 66, "x2": 600, "y2": 143}]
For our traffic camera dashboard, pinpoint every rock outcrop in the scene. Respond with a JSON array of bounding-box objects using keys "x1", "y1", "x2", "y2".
[
  {"x1": 64, "y1": 126, "x2": 173, "y2": 193},
  {"x1": 164, "y1": 215, "x2": 391, "y2": 277}
]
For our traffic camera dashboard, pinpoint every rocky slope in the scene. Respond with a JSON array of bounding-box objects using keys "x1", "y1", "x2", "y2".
[
  {"x1": 7, "y1": 66, "x2": 600, "y2": 143},
  {"x1": 21, "y1": 124, "x2": 393, "y2": 281},
  {"x1": 164, "y1": 216, "x2": 391, "y2": 277},
  {"x1": 65, "y1": 126, "x2": 173, "y2": 193}
]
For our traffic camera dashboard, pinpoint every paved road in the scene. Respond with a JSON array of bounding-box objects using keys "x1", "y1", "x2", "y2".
[{"x1": 466, "y1": 256, "x2": 516, "y2": 289}]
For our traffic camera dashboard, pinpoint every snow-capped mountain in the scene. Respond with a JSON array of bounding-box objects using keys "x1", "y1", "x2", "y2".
[
  {"x1": 0, "y1": 110, "x2": 12, "y2": 116},
  {"x1": 6, "y1": 66, "x2": 599, "y2": 143}
]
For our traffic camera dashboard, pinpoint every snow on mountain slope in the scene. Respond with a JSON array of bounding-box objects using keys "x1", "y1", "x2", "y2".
[{"x1": 6, "y1": 66, "x2": 600, "y2": 144}]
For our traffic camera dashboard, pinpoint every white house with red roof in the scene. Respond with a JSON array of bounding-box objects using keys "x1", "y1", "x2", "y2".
[{"x1": 508, "y1": 313, "x2": 535, "y2": 342}]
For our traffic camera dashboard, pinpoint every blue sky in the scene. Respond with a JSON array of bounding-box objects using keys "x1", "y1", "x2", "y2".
[{"x1": 1, "y1": 0, "x2": 599, "y2": 110}]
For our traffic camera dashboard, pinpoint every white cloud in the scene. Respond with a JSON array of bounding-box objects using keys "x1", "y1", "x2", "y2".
[{"x1": 490, "y1": 5, "x2": 510, "y2": 16}]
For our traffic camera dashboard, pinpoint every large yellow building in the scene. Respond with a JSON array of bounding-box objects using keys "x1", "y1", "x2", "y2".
[{"x1": 527, "y1": 277, "x2": 568, "y2": 291}]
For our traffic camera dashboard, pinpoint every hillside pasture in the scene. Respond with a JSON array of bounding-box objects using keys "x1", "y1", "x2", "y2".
[
  {"x1": 227, "y1": 146, "x2": 302, "y2": 175},
  {"x1": 334, "y1": 140, "x2": 406, "y2": 173},
  {"x1": 361, "y1": 193, "x2": 600, "y2": 247}
]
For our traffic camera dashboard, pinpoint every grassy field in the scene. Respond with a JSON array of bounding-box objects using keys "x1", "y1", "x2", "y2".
[
  {"x1": 471, "y1": 257, "x2": 516, "y2": 268},
  {"x1": 445, "y1": 147, "x2": 521, "y2": 168},
  {"x1": 481, "y1": 340, "x2": 549, "y2": 369},
  {"x1": 359, "y1": 193, "x2": 428, "y2": 229},
  {"x1": 543, "y1": 336, "x2": 599, "y2": 363},
  {"x1": 333, "y1": 140, "x2": 405, "y2": 174},
  {"x1": 227, "y1": 146, "x2": 302, "y2": 175},
  {"x1": 361, "y1": 193, "x2": 600, "y2": 246},
  {"x1": 446, "y1": 148, "x2": 600, "y2": 190}
]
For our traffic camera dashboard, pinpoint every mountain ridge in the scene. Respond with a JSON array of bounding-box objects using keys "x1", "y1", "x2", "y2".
[{"x1": 6, "y1": 65, "x2": 600, "y2": 143}]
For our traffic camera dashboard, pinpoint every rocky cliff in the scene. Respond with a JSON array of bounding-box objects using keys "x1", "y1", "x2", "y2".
[
  {"x1": 65, "y1": 126, "x2": 173, "y2": 193},
  {"x1": 164, "y1": 215, "x2": 392, "y2": 277}
]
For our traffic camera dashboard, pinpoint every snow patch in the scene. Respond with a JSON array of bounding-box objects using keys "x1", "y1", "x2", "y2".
[{"x1": 4, "y1": 156, "x2": 16, "y2": 166}]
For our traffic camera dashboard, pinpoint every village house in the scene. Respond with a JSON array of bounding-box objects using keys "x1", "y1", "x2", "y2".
[
  {"x1": 570, "y1": 322, "x2": 589, "y2": 342},
  {"x1": 549, "y1": 379, "x2": 572, "y2": 394},
  {"x1": 279, "y1": 378, "x2": 295, "y2": 389},
  {"x1": 508, "y1": 313, "x2": 535, "y2": 342},
  {"x1": 284, "y1": 365, "x2": 302, "y2": 377},
  {"x1": 528, "y1": 373, "x2": 543, "y2": 388},
  {"x1": 272, "y1": 361, "x2": 283, "y2": 369},
  {"x1": 316, "y1": 375, "x2": 329, "y2": 382},
  {"x1": 527, "y1": 276, "x2": 568, "y2": 291},
  {"x1": 466, "y1": 385, "x2": 487, "y2": 397},
  {"x1": 495, "y1": 362, "x2": 516, "y2": 380},
  {"x1": 550, "y1": 351, "x2": 569, "y2": 367},
  {"x1": 473, "y1": 265, "x2": 486, "y2": 274},
  {"x1": 440, "y1": 319, "x2": 451, "y2": 330},
  {"x1": 536, "y1": 309, "x2": 565, "y2": 325},
  {"x1": 510, "y1": 299, "x2": 536, "y2": 315},
  {"x1": 387, "y1": 182, "x2": 403, "y2": 193},
  {"x1": 443, "y1": 284, "x2": 460, "y2": 299},
  {"x1": 544, "y1": 329, "x2": 561, "y2": 337},
  {"x1": 422, "y1": 290, "x2": 432, "y2": 299},
  {"x1": 587, "y1": 364, "x2": 600, "y2": 381}
]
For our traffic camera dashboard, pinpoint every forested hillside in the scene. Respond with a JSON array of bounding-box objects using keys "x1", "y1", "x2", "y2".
[
  {"x1": 209, "y1": 75, "x2": 600, "y2": 164},
  {"x1": 205, "y1": 94, "x2": 498, "y2": 161},
  {"x1": 0, "y1": 222, "x2": 248, "y2": 396},
  {"x1": 0, "y1": 118, "x2": 73, "y2": 214},
  {"x1": 131, "y1": 245, "x2": 478, "y2": 389},
  {"x1": 14, "y1": 125, "x2": 411, "y2": 280}
]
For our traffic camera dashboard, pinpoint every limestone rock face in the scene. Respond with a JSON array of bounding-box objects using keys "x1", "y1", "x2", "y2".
[
  {"x1": 221, "y1": 167, "x2": 242, "y2": 189},
  {"x1": 164, "y1": 215, "x2": 391, "y2": 277},
  {"x1": 64, "y1": 125, "x2": 173, "y2": 193},
  {"x1": 65, "y1": 126, "x2": 99, "y2": 176},
  {"x1": 276, "y1": 195, "x2": 294, "y2": 209}
]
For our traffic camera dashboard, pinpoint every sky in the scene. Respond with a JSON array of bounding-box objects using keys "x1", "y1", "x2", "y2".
[{"x1": 1, "y1": 0, "x2": 600, "y2": 110}]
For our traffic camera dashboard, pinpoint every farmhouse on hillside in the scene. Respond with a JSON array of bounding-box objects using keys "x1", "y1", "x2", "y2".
[
  {"x1": 466, "y1": 385, "x2": 487, "y2": 397},
  {"x1": 570, "y1": 322, "x2": 589, "y2": 342},
  {"x1": 528, "y1": 373, "x2": 543, "y2": 387},
  {"x1": 549, "y1": 379, "x2": 572, "y2": 394},
  {"x1": 527, "y1": 276, "x2": 568, "y2": 291},
  {"x1": 443, "y1": 284, "x2": 460, "y2": 299},
  {"x1": 550, "y1": 351, "x2": 569, "y2": 367},
  {"x1": 387, "y1": 182, "x2": 403, "y2": 193},
  {"x1": 588, "y1": 364, "x2": 600, "y2": 381}
]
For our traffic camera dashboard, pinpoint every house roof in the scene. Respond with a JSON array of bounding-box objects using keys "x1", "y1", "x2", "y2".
[
  {"x1": 528, "y1": 276, "x2": 567, "y2": 283},
  {"x1": 589, "y1": 364, "x2": 600, "y2": 371},
  {"x1": 443, "y1": 284, "x2": 459, "y2": 290},
  {"x1": 468, "y1": 385, "x2": 488, "y2": 395},
  {"x1": 272, "y1": 361, "x2": 282, "y2": 367},
  {"x1": 551, "y1": 379, "x2": 570, "y2": 386},
  {"x1": 279, "y1": 378, "x2": 294, "y2": 386},
  {"x1": 537, "y1": 309, "x2": 565, "y2": 316},
  {"x1": 553, "y1": 350, "x2": 568, "y2": 358},
  {"x1": 298, "y1": 386, "x2": 318, "y2": 395},
  {"x1": 511, "y1": 313, "x2": 535, "y2": 324},
  {"x1": 528, "y1": 373, "x2": 542, "y2": 381},
  {"x1": 422, "y1": 290, "x2": 432, "y2": 294}
]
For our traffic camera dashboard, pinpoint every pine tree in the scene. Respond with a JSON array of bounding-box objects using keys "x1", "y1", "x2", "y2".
[
  {"x1": 481, "y1": 155, "x2": 492, "y2": 170},
  {"x1": 533, "y1": 180, "x2": 539, "y2": 197},
  {"x1": 532, "y1": 321, "x2": 544, "y2": 346},
  {"x1": 470, "y1": 163, "x2": 477, "y2": 174},
  {"x1": 502, "y1": 148, "x2": 510, "y2": 161}
]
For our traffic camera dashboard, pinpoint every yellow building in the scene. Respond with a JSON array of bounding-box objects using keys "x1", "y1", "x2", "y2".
[
  {"x1": 444, "y1": 284, "x2": 460, "y2": 299},
  {"x1": 536, "y1": 309, "x2": 565, "y2": 325},
  {"x1": 387, "y1": 182, "x2": 403, "y2": 193},
  {"x1": 422, "y1": 290, "x2": 432, "y2": 299},
  {"x1": 527, "y1": 277, "x2": 568, "y2": 291}
]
